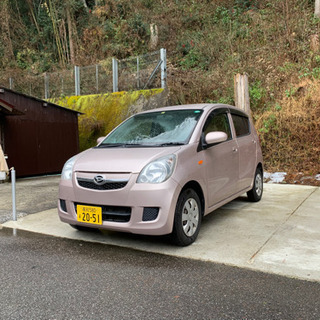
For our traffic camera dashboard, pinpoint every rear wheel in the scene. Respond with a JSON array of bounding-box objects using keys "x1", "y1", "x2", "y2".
[
  {"x1": 171, "y1": 188, "x2": 202, "y2": 246},
  {"x1": 247, "y1": 167, "x2": 263, "y2": 202}
]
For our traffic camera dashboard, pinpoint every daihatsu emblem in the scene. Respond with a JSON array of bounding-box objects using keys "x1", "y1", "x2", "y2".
[{"x1": 93, "y1": 175, "x2": 105, "y2": 185}]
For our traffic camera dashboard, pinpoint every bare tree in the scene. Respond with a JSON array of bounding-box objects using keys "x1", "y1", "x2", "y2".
[
  {"x1": 66, "y1": 2, "x2": 75, "y2": 65},
  {"x1": 0, "y1": 0, "x2": 15, "y2": 62},
  {"x1": 81, "y1": 0, "x2": 88, "y2": 10}
]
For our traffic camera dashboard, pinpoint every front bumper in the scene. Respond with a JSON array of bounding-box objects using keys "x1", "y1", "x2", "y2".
[{"x1": 58, "y1": 172, "x2": 181, "y2": 236}]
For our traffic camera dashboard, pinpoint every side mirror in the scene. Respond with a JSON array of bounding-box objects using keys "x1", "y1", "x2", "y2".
[
  {"x1": 205, "y1": 131, "x2": 228, "y2": 145},
  {"x1": 97, "y1": 137, "x2": 105, "y2": 145}
]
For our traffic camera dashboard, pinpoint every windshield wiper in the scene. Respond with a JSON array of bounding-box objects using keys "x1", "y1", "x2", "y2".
[
  {"x1": 97, "y1": 142, "x2": 185, "y2": 148},
  {"x1": 156, "y1": 142, "x2": 185, "y2": 146},
  {"x1": 97, "y1": 143, "x2": 124, "y2": 148},
  {"x1": 97, "y1": 143, "x2": 145, "y2": 148}
]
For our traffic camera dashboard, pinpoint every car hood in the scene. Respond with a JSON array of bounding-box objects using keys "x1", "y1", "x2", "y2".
[{"x1": 73, "y1": 146, "x2": 182, "y2": 173}]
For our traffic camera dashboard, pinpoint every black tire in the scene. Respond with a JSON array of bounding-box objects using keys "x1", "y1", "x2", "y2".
[
  {"x1": 247, "y1": 167, "x2": 263, "y2": 202},
  {"x1": 171, "y1": 188, "x2": 202, "y2": 246}
]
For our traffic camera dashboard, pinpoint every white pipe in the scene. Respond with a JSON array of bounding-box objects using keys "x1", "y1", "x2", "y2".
[{"x1": 11, "y1": 168, "x2": 16, "y2": 221}]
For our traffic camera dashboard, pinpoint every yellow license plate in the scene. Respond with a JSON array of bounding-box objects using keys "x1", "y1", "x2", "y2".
[{"x1": 77, "y1": 205, "x2": 102, "y2": 225}]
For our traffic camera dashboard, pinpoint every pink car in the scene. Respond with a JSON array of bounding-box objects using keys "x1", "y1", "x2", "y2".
[{"x1": 58, "y1": 104, "x2": 263, "y2": 246}]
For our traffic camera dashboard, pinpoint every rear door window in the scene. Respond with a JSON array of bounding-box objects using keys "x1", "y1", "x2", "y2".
[{"x1": 231, "y1": 114, "x2": 250, "y2": 137}]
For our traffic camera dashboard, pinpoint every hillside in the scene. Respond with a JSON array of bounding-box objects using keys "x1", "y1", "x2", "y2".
[{"x1": 0, "y1": 0, "x2": 319, "y2": 181}]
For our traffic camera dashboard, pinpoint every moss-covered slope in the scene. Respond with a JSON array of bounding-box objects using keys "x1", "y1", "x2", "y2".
[{"x1": 51, "y1": 89, "x2": 163, "y2": 150}]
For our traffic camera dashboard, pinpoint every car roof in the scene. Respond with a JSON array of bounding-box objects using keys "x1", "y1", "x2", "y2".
[{"x1": 137, "y1": 104, "x2": 249, "y2": 117}]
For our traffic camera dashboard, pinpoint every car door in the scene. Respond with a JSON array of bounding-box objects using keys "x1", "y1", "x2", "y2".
[
  {"x1": 230, "y1": 112, "x2": 257, "y2": 192},
  {"x1": 201, "y1": 109, "x2": 239, "y2": 208}
]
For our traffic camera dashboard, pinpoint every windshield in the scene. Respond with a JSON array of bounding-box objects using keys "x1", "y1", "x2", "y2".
[{"x1": 98, "y1": 109, "x2": 203, "y2": 147}]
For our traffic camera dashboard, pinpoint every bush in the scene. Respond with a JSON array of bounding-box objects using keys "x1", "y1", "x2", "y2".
[
  {"x1": 249, "y1": 81, "x2": 267, "y2": 111},
  {"x1": 234, "y1": 0, "x2": 258, "y2": 10}
]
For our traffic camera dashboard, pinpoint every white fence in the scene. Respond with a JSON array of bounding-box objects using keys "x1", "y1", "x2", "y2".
[{"x1": 2, "y1": 49, "x2": 167, "y2": 99}]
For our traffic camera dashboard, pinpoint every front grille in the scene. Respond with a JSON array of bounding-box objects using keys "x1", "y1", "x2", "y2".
[
  {"x1": 143, "y1": 207, "x2": 159, "y2": 221},
  {"x1": 75, "y1": 203, "x2": 131, "y2": 223},
  {"x1": 77, "y1": 178, "x2": 128, "y2": 190}
]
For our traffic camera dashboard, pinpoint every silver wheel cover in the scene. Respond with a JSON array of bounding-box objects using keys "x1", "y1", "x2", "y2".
[
  {"x1": 182, "y1": 198, "x2": 199, "y2": 237},
  {"x1": 255, "y1": 173, "x2": 263, "y2": 197}
]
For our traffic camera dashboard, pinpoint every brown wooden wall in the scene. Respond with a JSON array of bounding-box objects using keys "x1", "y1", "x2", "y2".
[{"x1": 1, "y1": 88, "x2": 79, "y2": 177}]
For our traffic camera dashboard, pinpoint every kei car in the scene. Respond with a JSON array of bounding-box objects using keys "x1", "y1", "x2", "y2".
[{"x1": 58, "y1": 104, "x2": 263, "y2": 246}]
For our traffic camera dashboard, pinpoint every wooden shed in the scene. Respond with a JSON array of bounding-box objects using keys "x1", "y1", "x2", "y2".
[{"x1": 0, "y1": 87, "x2": 80, "y2": 177}]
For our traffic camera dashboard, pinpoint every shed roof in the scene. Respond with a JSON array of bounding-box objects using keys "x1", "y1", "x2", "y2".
[
  {"x1": 0, "y1": 98, "x2": 25, "y2": 115},
  {"x1": 0, "y1": 86, "x2": 82, "y2": 115}
]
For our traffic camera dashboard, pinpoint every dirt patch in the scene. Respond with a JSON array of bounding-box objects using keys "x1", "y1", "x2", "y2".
[
  {"x1": 284, "y1": 172, "x2": 320, "y2": 187},
  {"x1": 265, "y1": 171, "x2": 320, "y2": 186},
  {"x1": 256, "y1": 79, "x2": 320, "y2": 175}
]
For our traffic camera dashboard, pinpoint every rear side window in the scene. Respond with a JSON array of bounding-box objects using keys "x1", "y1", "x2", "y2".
[{"x1": 231, "y1": 114, "x2": 250, "y2": 137}]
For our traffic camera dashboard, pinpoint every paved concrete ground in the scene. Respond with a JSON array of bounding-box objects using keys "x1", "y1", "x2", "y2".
[
  {"x1": 0, "y1": 175, "x2": 60, "y2": 223},
  {"x1": 1, "y1": 176, "x2": 320, "y2": 282}
]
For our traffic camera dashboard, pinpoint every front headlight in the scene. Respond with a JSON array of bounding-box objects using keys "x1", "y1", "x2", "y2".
[
  {"x1": 61, "y1": 156, "x2": 77, "y2": 180},
  {"x1": 137, "y1": 154, "x2": 176, "y2": 184}
]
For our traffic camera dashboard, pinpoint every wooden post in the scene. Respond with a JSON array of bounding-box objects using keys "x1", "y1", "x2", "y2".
[
  {"x1": 316, "y1": 0, "x2": 320, "y2": 17},
  {"x1": 234, "y1": 73, "x2": 250, "y2": 114},
  {"x1": 310, "y1": 34, "x2": 319, "y2": 53},
  {"x1": 149, "y1": 24, "x2": 159, "y2": 50}
]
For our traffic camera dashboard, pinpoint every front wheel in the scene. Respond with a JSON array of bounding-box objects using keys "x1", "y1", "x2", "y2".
[
  {"x1": 247, "y1": 167, "x2": 263, "y2": 202},
  {"x1": 171, "y1": 189, "x2": 202, "y2": 246}
]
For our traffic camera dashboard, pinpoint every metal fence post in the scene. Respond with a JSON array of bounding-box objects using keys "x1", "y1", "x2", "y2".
[
  {"x1": 160, "y1": 48, "x2": 167, "y2": 89},
  {"x1": 95, "y1": 64, "x2": 99, "y2": 93},
  {"x1": 9, "y1": 78, "x2": 13, "y2": 90},
  {"x1": 44, "y1": 73, "x2": 49, "y2": 99},
  {"x1": 61, "y1": 78, "x2": 64, "y2": 96},
  {"x1": 137, "y1": 56, "x2": 140, "y2": 89},
  {"x1": 11, "y1": 168, "x2": 16, "y2": 221},
  {"x1": 112, "y1": 58, "x2": 119, "y2": 93},
  {"x1": 75, "y1": 66, "x2": 81, "y2": 96}
]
